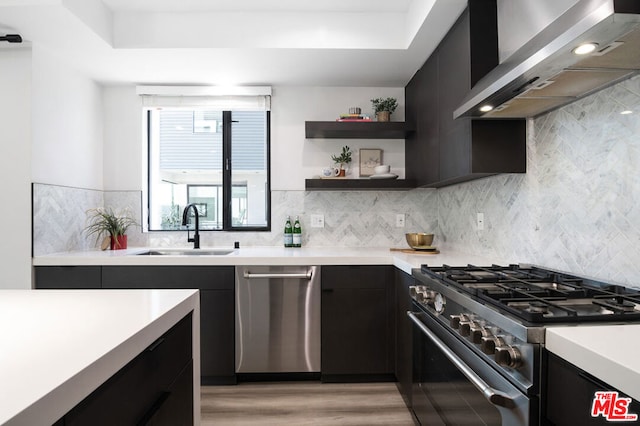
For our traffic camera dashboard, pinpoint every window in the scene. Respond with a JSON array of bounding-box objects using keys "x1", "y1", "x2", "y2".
[{"x1": 146, "y1": 107, "x2": 270, "y2": 231}]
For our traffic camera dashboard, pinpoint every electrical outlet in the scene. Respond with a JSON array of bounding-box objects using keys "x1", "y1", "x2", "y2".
[
  {"x1": 311, "y1": 214, "x2": 325, "y2": 228},
  {"x1": 477, "y1": 212, "x2": 484, "y2": 231},
  {"x1": 396, "y1": 214, "x2": 405, "y2": 228}
]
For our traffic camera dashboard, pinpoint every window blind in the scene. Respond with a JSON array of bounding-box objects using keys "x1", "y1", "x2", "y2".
[{"x1": 137, "y1": 85, "x2": 271, "y2": 111}]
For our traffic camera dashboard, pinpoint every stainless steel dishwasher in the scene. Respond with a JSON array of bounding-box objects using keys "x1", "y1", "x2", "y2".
[{"x1": 235, "y1": 265, "x2": 320, "y2": 373}]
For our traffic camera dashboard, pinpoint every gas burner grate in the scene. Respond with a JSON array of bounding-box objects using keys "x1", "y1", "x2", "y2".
[{"x1": 419, "y1": 264, "x2": 640, "y2": 323}]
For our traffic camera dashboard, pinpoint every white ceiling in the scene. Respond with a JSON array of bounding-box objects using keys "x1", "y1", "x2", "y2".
[{"x1": 0, "y1": 0, "x2": 467, "y2": 87}]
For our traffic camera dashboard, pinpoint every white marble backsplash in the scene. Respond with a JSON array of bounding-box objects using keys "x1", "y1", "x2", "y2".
[
  {"x1": 439, "y1": 74, "x2": 640, "y2": 288},
  {"x1": 33, "y1": 185, "x2": 439, "y2": 254},
  {"x1": 33, "y1": 184, "x2": 103, "y2": 256},
  {"x1": 32, "y1": 184, "x2": 146, "y2": 255}
]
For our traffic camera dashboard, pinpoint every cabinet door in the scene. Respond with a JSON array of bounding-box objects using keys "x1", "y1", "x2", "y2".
[
  {"x1": 64, "y1": 314, "x2": 192, "y2": 426},
  {"x1": 404, "y1": 3, "x2": 524, "y2": 187},
  {"x1": 321, "y1": 265, "x2": 394, "y2": 381},
  {"x1": 405, "y1": 55, "x2": 439, "y2": 186},
  {"x1": 102, "y1": 265, "x2": 233, "y2": 290},
  {"x1": 544, "y1": 350, "x2": 640, "y2": 425},
  {"x1": 102, "y1": 266, "x2": 236, "y2": 383},
  {"x1": 200, "y1": 289, "x2": 236, "y2": 384},
  {"x1": 438, "y1": 9, "x2": 472, "y2": 183},
  {"x1": 394, "y1": 268, "x2": 414, "y2": 407},
  {"x1": 139, "y1": 361, "x2": 194, "y2": 426},
  {"x1": 34, "y1": 266, "x2": 102, "y2": 289}
]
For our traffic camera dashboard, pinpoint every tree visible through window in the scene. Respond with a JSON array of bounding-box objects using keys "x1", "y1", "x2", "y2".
[{"x1": 146, "y1": 108, "x2": 270, "y2": 231}]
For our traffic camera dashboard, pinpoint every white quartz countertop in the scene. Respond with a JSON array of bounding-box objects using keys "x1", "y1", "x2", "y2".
[
  {"x1": 32, "y1": 246, "x2": 504, "y2": 275},
  {"x1": 0, "y1": 289, "x2": 200, "y2": 426},
  {"x1": 546, "y1": 325, "x2": 640, "y2": 401}
]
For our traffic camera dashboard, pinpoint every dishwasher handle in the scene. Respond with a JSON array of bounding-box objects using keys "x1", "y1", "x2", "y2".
[{"x1": 243, "y1": 270, "x2": 313, "y2": 280}]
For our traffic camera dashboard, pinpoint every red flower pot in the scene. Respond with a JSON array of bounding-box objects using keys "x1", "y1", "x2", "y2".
[{"x1": 110, "y1": 235, "x2": 128, "y2": 250}]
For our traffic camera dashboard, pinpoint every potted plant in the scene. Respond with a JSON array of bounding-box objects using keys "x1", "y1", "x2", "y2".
[
  {"x1": 85, "y1": 207, "x2": 138, "y2": 250},
  {"x1": 371, "y1": 97, "x2": 398, "y2": 122},
  {"x1": 331, "y1": 145, "x2": 353, "y2": 177}
]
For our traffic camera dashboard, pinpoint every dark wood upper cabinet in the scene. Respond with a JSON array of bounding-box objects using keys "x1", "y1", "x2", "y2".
[{"x1": 405, "y1": 1, "x2": 526, "y2": 188}]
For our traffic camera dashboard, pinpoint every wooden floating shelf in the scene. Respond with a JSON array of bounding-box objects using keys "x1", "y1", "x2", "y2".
[
  {"x1": 305, "y1": 121, "x2": 411, "y2": 139},
  {"x1": 305, "y1": 179, "x2": 416, "y2": 191}
]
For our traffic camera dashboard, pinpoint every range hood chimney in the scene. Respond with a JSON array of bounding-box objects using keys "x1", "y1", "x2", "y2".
[{"x1": 455, "y1": 0, "x2": 640, "y2": 119}]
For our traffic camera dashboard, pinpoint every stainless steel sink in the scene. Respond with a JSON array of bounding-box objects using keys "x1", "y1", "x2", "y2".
[{"x1": 136, "y1": 249, "x2": 234, "y2": 256}]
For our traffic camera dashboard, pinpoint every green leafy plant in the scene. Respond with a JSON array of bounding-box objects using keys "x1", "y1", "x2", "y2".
[
  {"x1": 85, "y1": 207, "x2": 138, "y2": 246},
  {"x1": 371, "y1": 97, "x2": 398, "y2": 113},
  {"x1": 331, "y1": 145, "x2": 353, "y2": 167}
]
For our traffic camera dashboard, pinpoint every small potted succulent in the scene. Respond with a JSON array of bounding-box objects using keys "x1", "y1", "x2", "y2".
[
  {"x1": 371, "y1": 97, "x2": 398, "y2": 122},
  {"x1": 331, "y1": 145, "x2": 353, "y2": 177},
  {"x1": 85, "y1": 207, "x2": 138, "y2": 250}
]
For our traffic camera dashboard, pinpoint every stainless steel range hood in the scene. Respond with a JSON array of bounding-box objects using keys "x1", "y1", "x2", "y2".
[{"x1": 454, "y1": 0, "x2": 640, "y2": 119}]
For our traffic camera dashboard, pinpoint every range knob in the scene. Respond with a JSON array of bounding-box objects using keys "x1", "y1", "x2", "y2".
[
  {"x1": 409, "y1": 286, "x2": 418, "y2": 298},
  {"x1": 480, "y1": 336, "x2": 505, "y2": 355},
  {"x1": 449, "y1": 314, "x2": 468, "y2": 329},
  {"x1": 459, "y1": 320, "x2": 477, "y2": 337},
  {"x1": 409, "y1": 285, "x2": 426, "y2": 299},
  {"x1": 494, "y1": 345, "x2": 523, "y2": 369},
  {"x1": 470, "y1": 326, "x2": 492, "y2": 344}
]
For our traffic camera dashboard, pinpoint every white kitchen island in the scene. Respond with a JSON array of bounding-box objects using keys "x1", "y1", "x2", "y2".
[
  {"x1": 546, "y1": 324, "x2": 640, "y2": 402},
  {"x1": 0, "y1": 289, "x2": 200, "y2": 426}
]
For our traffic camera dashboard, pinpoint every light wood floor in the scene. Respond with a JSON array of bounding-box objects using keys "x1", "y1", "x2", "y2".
[{"x1": 201, "y1": 382, "x2": 415, "y2": 425}]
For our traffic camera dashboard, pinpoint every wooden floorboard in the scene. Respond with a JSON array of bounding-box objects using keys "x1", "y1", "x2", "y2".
[{"x1": 201, "y1": 382, "x2": 415, "y2": 425}]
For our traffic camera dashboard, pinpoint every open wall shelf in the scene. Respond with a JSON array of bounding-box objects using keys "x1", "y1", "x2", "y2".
[
  {"x1": 305, "y1": 179, "x2": 416, "y2": 191},
  {"x1": 305, "y1": 121, "x2": 411, "y2": 139}
]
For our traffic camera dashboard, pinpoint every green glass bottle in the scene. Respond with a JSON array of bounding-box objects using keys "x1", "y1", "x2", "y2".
[
  {"x1": 284, "y1": 216, "x2": 293, "y2": 247},
  {"x1": 292, "y1": 216, "x2": 302, "y2": 248}
]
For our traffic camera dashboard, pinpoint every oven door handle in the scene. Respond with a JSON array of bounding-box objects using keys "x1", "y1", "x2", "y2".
[{"x1": 407, "y1": 311, "x2": 516, "y2": 409}]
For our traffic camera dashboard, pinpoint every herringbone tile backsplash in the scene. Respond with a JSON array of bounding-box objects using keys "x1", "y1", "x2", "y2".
[
  {"x1": 33, "y1": 74, "x2": 640, "y2": 287},
  {"x1": 439, "y1": 74, "x2": 640, "y2": 288}
]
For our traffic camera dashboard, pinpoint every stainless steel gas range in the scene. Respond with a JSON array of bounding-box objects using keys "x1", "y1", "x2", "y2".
[{"x1": 409, "y1": 264, "x2": 640, "y2": 426}]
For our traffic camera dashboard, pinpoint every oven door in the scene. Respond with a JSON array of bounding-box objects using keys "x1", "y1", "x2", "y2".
[{"x1": 408, "y1": 308, "x2": 534, "y2": 425}]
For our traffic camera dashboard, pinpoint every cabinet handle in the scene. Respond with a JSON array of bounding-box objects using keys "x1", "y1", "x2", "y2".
[
  {"x1": 146, "y1": 337, "x2": 165, "y2": 352},
  {"x1": 243, "y1": 271, "x2": 313, "y2": 280},
  {"x1": 137, "y1": 391, "x2": 170, "y2": 426},
  {"x1": 407, "y1": 311, "x2": 516, "y2": 409}
]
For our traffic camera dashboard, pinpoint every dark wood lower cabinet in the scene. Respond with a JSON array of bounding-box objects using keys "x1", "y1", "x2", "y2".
[
  {"x1": 394, "y1": 268, "x2": 414, "y2": 407},
  {"x1": 58, "y1": 313, "x2": 193, "y2": 426},
  {"x1": 544, "y1": 350, "x2": 640, "y2": 425},
  {"x1": 34, "y1": 266, "x2": 102, "y2": 289},
  {"x1": 199, "y1": 289, "x2": 235, "y2": 384},
  {"x1": 36, "y1": 263, "x2": 408, "y2": 387},
  {"x1": 321, "y1": 265, "x2": 395, "y2": 382}
]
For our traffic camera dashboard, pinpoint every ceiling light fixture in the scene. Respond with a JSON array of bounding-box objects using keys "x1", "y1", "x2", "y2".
[
  {"x1": 479, "y1": 105, "x2": 493, "y2": 113},
  {"x1": 0, "y1": 34, "x2": 22, "y2": 43},
  {"x1": 572, "y1": 42, "x2": 598, "y2": 55}
]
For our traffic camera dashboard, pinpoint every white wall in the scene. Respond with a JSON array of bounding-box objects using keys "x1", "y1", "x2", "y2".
[
  {"x1": 31, "y1": 44, "x2": 104, "y2": 190},
  {"x1": 102, "y1": 85, "x2": 406, "y2": 191},
  {"x1": 0, "y1": 47, "x2": 32, "y2": 288},
  {"x1": 103, "y1": 86, "x2": 144, "y2": 191}
]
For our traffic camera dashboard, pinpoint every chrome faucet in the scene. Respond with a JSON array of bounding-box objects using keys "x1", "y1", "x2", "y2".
[{"x1": 182, "y1": 204, "x2": 200, "y2": 249}]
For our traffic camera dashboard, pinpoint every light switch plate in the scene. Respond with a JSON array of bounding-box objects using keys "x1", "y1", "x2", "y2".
[
  {"x1": 311, "y1": 214, "x2": 324, "y2": 228},
  {"x1": 396, "y1": 214, "x2": 405, "y2": 228}
]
